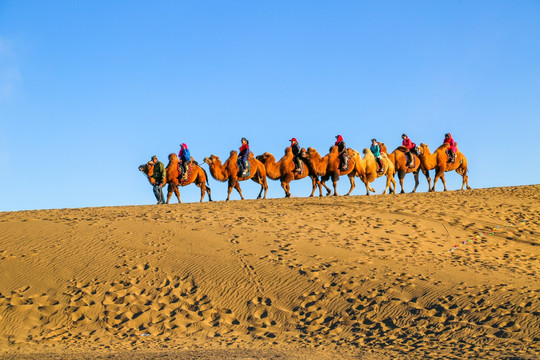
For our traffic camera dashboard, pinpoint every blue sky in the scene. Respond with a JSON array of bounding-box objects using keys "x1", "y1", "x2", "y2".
[{"x1": 1, "y1": 1, "x2": 539, "y2": 211}]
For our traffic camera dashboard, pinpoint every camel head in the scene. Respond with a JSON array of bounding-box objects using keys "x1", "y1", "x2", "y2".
[
  {"x1": 203, "y1": 154, "x2": 220, "y2": 165},
  {"x1": 256, "y1": 152, "x2": 272, "y2": 163},
  {"x1": 302, "y1": 147, "x2": 316, "y2": 159},
  {"x1": 139, "y1": 161, "x2": 156, "y2": 185},
  {"x1": 417, "y1": 143, "x2": 429, "y2": 155},
  {"x1": 138, "y1": 161, "x2": 154, "y2": 176}
]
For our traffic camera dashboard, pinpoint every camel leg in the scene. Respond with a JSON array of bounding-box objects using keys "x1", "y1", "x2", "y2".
[
  {"x1": 252, "y1": 174, "x2": 267, "y2": 199},
  {"x1": 233, "y1": 181, "x2": 245, "y2": 200},
  {"x1": 174, "y1": 185, "x2": 181, "y2": 203},
  {"x1": 332, "y1": 175, "x2": 339, "y2": 196},
  {"x1": 198, "y1": 183, "x2": 205, "y2": 202},
  {"x1": 206, "y1": 186, "x2": 212, "y2": 201},
  {"x1": 281, "y1": 181, "x2": 290, "y2": 198},
  {"x1": 459, "y1": 168, "x2": 471, "y2": 190},
  {"x1": 411, "y1": 171, "x2": 420, "y2": 193},
  {"x1": 309, "y1": 176, "x2": 317, "y2": 197},
  {"x1": 464, "y1": 172, "x2": 471, "y2": 190},
  {"x1": 397, "y1": 170, "x2": 406, "y2": 194},
  {"x1": 432, "y1": 170, "x2": 444, "y2": 191},
  {"x1": 383, "y1": 175, "x2": 392, "y2": 194},
  {"x1": 166, "y1": 184, "x2": 174, "y2": 204},
  {"x1": 364, "y1": 180, "x2": 371, "y2": 196},
  {"x1": 260, "y1": 180, "x2": 268, "y2": 199},
  {"x1": 359, "y1": 175, "x2": 370, "y2": 195},
  {"x1": 322, "y1": 180, "x2": 331, "y2": 196},
  {"x1": 422, "y1": 169, "x2": 433, "y2": 192},
  {"x1": 345, "y1": 175, "x2": 355, "y2": 196},
  {"x1": 440, "y1": 173, "x2": 448, "y2": 191}
]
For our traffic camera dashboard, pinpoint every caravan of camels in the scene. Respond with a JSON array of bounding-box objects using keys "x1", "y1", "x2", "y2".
[{"x1": 139, "y1": 133, "x2": 471, "y2": 204}]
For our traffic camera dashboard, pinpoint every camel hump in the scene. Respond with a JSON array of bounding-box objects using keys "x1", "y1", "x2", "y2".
[{"x1": 437, "y1": 143, "x2": 450, "y2": 151}]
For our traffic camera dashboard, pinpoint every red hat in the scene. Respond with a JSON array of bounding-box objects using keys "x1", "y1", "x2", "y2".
[{"x1": 289, "y1": 138, "x2": 297, "y2": 143}]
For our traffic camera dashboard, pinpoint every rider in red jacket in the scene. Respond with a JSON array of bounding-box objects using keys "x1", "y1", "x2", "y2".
[
  {"x1": 335, "y1": 135, "x2": 348, "y2": 170},
  {"x1": 401, "y1": 134, "x2": 416, "y2": 166},
  {"x1": 443, "y1": 133, "x2": 457, "y2": 162}
]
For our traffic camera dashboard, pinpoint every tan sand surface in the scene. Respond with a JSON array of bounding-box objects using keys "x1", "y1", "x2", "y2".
[{"x1": 0, "y1": 185, "x2": 539, "y2": 359}]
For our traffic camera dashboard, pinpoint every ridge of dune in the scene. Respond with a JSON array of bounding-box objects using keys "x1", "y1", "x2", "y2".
[{"x1": 0, "y1": 185, "x2": 539, "y2": 359}]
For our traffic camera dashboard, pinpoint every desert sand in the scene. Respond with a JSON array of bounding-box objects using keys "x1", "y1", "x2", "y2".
[{"x1": 0, "y1": 185, "x2": 538, "y2": 359}]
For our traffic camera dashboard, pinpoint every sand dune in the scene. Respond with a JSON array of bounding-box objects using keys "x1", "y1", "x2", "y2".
[{"x1": 0, "y1": 185, "x2": 539, "y2": 359}]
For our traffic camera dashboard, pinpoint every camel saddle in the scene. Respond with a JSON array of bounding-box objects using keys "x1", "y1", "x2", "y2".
[
  {"x1": 340, "y1": 153, "x2": 351, "y2": 171},
  {"x1": 238, "y1": 161, "x2": 251, "y2": 178},
  {"x1": 406, "y1": 154, "x2": 417, "y2": 168},
  {"x1": 178, "y1": 163, "x2": 192, "y2": 184}
]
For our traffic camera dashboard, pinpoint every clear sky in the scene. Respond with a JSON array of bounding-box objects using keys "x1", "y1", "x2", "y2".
[{"x1": 1, "y1": 1, "x2": 539, "y2": 211}]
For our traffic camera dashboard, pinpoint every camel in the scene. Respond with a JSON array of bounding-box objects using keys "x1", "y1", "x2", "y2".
[
  {"x1": 203, "y1": 151, "x2": 268, "y2": 201},
  {"x1": 349, "y1": 148, "x2": 396, "y2": 195},
  {"x1": 379, "y1": 142, "x2": 425, "y2": 194},
  {"x1": 417, "y1": 143, "x2": 471, "y2": 191},
  {"x1": 256, "y1": 147, "x2": 328, "y2": 197},
  {"x1": 300, "y1": 146, "x2": 357, "y2": 196},
  {"x1": 139, "y1": 154, "x2": 212, "y2": 203},
  {"x1": 164, "y1": 153, "x2": 212, "y2": 203}
]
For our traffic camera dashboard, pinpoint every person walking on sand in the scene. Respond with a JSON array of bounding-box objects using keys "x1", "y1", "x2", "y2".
[{"x1": 150, "y1": 155, "x2": 166, "y2": 204}]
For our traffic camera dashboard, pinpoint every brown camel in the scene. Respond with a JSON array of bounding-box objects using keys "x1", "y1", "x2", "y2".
[
  {"x1": 417, "y1": 143, "x2": 471, "y2": 191},
  {"x1": 379, "y1": 142, "x2": 425, "y2": 194},
  {"x1": 256, "y1": 147, "x2": 328, "y2": 197},
  {"x1": 164, "y1": 153, "x2": 212, "y2": 203},
  {"x1": 300, "y1": 146, "x2": 356, "y2": 196},
  {"x1": 349, "y1": 148, "x2": 396, "y2": 195},
  {"x1": 139, "y1": 155, "x2": 212, "y2": 203},
  {"x1": 203, "y1": 151, "x2": 268, "y2": 201}
]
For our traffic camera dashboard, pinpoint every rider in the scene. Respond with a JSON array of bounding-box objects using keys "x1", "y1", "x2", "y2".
[
  {"x1": 370, "y1": 139, "x2": 384, "y2": 173},
  {"x1": 290, "y1": 138, "x2": 302, "y2": 173},
  {"x1": 335, "y1": 135, "x2": 348, "y2": 170},
  {"x1": 401, "y1": 134, "x2": 416, "y2": 167},
  {"x1": 443, "y1": 133, "x2": 457, "y2": 163},
  {"x1": 178, "y1": 143, "x2": 191, "y2": 180},
  {"x1": 238, "y1": 137, "x2": 250, "y2": 176}
]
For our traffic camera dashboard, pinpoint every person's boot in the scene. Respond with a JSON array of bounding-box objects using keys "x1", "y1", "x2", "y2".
[
  {"x1": 182, "y1": 163, "x2": 189, "y2": 181},
  {"x1": 242, "y1": 161, "x2": 249, "y2": 177}
]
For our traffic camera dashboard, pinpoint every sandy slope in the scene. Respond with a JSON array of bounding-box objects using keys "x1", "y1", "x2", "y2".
[{"x1": 0, "y1": 185, "x2": 538, "y2": 359}]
